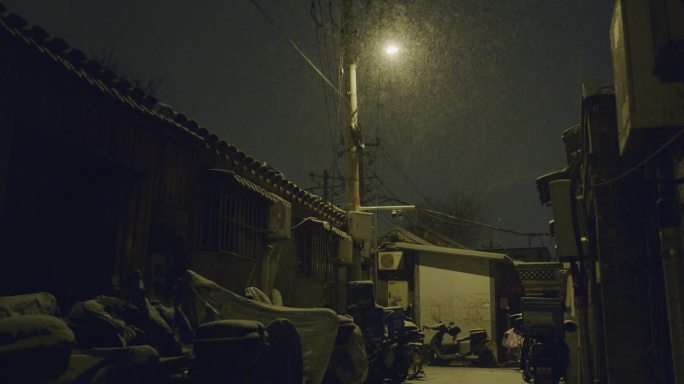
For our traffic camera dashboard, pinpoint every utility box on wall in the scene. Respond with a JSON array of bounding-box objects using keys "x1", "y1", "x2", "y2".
[
  {"x1": 347, "y1": 211, "x2": 373, "y2": 242},
  {"x1": 549, "y1": 180, "x2": 580, "y2": 261},
  {"x1": 387, "y1": 280, "x2": 409, "y2": 309},
  {"x1": 338, "y1": 235, "x2": 353, "y2": 265},
  {"x1": 611, "y1": 0, "x2": 684, "y2": 154}
]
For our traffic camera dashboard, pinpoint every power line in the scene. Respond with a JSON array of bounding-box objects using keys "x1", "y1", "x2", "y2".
[
  {"x1": 312, "y1": 0, "x2": 343, "y2": 162},
  {"x1": 421, "y1": 209, "x2": 549, "y2": 238},
  {"x1": 247, "y1": 0, "x2": 350, "y2": 107},
  {"x1": 592, "y1": 127, "x2": 684, "y2": 187},
  {"x1": 371, "y1": 171, "x2": 403, "y2": 202},
  {"x1": 378, "y1": 146, "x2": 432, "y2": 206}
]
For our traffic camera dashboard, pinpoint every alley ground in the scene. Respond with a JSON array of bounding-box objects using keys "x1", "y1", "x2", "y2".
[{"x1": 408, "y1": 366, "x2": 524, "y2": 384}]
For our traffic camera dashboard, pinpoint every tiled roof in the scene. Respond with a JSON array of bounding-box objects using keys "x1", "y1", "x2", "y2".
[
  {"x1": 0, "y1": 3, "x2": 346, "y2": 225},
  {"x1": 207, "y1": 169, "x2": 281, "y2": 204},
  {"x1": 295, "y1": 217, "x2": 352, "y2": 240}
]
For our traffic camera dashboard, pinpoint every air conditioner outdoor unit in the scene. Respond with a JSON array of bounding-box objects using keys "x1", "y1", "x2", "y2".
[
  {"x1": 265, "y1": 198, "x2": 291, "y2": 240},
  {"x1": 378, "y1": 251, "x2": 403, "y2": 271},
  {"x1": 611, "y1": 0, "x2": 684, "y2": 154}
]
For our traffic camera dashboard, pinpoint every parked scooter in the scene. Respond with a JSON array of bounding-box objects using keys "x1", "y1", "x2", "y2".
[
  {"x1": 422, "y1": 322, "x2": 495, "y2": 366},
  {"x1": 517, "y1": 297, "x2": 577, "y2": 384},
  {"x1": 347, "y1": 281, "x2": 414, "y2": 384}
]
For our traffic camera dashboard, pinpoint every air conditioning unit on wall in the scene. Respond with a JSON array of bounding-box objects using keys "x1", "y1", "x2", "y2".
[
  {"x1": 611, "y1": 0, "x2": 684, "y2": 154},
  {"x1": 265, "y1": 198, "x2": 291, "y2": 240},
  {"x1": 378, "y1": 251, "x2": 403, "y2": 271}
]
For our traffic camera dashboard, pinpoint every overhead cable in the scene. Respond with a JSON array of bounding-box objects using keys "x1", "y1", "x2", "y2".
[
  {"x1": 592, "y1": 128, "x2": 684, "y2": 187},
  {"x1": 378, "y1": 147, "x2": 432, "y2": 206},
  {"x1": 312, "y1": 0, "x2": 342, "y2": 158},
  {"x1": 247, "y1": 0, "x2": 350, "y2": 107},
  {"x1": 421, "y1": 209, "x2": 549, "y2": 238}
]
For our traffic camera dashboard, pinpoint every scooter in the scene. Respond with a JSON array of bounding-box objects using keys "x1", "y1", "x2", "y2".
[
  {"x1": 517, "y1": 297, "x2": 577, "y2": 384},
  {"x1": 422, "y1": 322, "x2": 494, "y2": 366},
  {"x1": 347, "y1": 281, "x2": 414, "y2": 384}
]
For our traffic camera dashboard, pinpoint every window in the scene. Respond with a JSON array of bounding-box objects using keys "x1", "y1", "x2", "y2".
[
  {"x1": 296, "y1": 224, "x2": 337, "y2": 283},
  {"x1": 199, "y1": 184, "x2": 268, "y2": 260}
]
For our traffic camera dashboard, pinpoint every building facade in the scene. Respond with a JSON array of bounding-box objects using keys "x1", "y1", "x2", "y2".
[
  {"x1": 536, "y1": 2, "x2": 684, "y2": 382},
  {"x1": 0, "y1": 7, "x2": 351, "y2": 313}
]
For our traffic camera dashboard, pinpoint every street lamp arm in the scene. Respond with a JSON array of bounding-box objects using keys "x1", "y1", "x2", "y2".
[{"x1": 358, "y1": 205, "x2": 416, "y2": 212}]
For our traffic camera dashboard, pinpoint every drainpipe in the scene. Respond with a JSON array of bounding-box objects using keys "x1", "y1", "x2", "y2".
[{"x1": 657, "y1": 165, "x2": 684, "y2": 384}]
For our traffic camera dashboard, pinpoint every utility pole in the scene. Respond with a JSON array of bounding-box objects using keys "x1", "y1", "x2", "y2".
[
  {"x1": 342, "y1": 0, "x2": 360, "y2": 212},
  {"x1": 343, "y1": 0, "x2": 363, "y2": 281}
]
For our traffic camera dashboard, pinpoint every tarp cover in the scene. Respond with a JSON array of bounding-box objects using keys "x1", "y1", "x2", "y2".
[
  {"x1": 56, "y1": 345, "x2": 160, "y2": 384},
  {"x1": 181, "y1": 270, "x2": 339, "y2": 384},
  {"x1": 0, "y1": 315, "x2": 75, "y2": 382},
  {"x1": 323, "y1": 322, "x2": 368, "y2": 384},
  {"x1": 0, "y1": 292, "x2": 61, "y2": 318}
]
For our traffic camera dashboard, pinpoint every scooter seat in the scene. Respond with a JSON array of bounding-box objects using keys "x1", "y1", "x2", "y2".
[{"x1": 423, "y1": 323, "x2": 444, "y2": 331}]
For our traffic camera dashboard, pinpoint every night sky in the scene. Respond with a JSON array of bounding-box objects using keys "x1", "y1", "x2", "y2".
[{"x1": 3, "y1": 1, "x2": 615, "y2": 249}]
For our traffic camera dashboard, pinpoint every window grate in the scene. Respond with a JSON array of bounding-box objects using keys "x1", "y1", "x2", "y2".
[
  {"x1": 296, "y1": 226, "x2": 336, "y2": 283},
  {"x1": 199, "y1": 185, "x2": 267, "y2": 259}
]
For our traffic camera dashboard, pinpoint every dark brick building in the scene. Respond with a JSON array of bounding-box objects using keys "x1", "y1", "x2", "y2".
[{"x1": 0, "y1": 5, "x2": 352, "y2": 313}]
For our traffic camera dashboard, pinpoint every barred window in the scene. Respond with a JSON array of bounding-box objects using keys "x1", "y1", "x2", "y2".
[
  {"x1": 296, "y1": 225, "x2": 337, "y2": 283},
  {"x1": 199, "y1": 185, "x2": 267, "y2": 260}
]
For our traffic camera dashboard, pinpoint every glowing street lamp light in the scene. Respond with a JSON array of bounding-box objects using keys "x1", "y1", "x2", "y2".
[{"x1": 384, "y1": 44, "x2": 399, "y2": 56}]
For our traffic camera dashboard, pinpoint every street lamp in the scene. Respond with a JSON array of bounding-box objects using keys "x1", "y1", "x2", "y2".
[{"x1": 384, "y1": 44, "x2": 399, "y2": 56}]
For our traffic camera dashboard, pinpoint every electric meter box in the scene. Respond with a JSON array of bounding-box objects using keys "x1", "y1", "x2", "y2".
[
  {"x1": 549, "y1": 180, "x2": 579, "y2": 261},
  {"x1": 347, "y1": 211, "x2": 373, "y2": 242}
]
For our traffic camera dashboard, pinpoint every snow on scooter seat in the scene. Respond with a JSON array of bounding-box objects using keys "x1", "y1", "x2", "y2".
[{"x1": 181, "y1": 270, "x2": 339, "y2": 384}]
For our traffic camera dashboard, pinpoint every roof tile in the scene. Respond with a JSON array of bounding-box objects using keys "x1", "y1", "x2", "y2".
[
  {"x1": 184, "y1": 119, "x2": 199, "y2": 131},
  {"x1": 65, "y1": 48, "x2": 87, "y2": 66},
  {"x1": 44, "y1": 36, "x2": 68, "y2": 53},
  {"x1": 26, "y1": 25, "x2": 48, "y2": 42},
  {"x1": 173, "y1": 112, "x2": 188, "y2": 125}
]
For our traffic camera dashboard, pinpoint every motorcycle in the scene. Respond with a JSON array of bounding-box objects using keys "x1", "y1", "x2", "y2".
[
  {"x1": 422, "y1": 322, "x2": 495, "y2": 367},
  {"x1": 517, "y1": 297, "x2": 577, "y2": 384}
]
